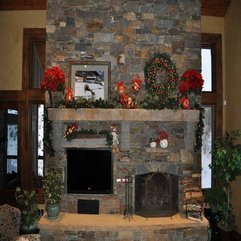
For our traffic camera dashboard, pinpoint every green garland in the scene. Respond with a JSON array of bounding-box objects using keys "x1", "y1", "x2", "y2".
[
  {"x1": 195, "y1": 107, "x2": 205, "y2": 152},
  {"x1": 61, "y1": 97, "x2": 116, "y2": 109},
  {"x1": 144, "y1": 53, "x2": 179, "y2": 108},
  {"x1": 43, "y1": 107, "x2": 55, "y2": 157},
  {"x1": 64, "y1": 128, "x2": 113, "y2": 147}
]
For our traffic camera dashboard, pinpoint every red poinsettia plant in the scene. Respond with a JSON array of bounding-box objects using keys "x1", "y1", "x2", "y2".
[
  {"x1": 159, "y1": 130, "x2": 168, "y2": 140},
  {"x1": 40, "y1": 66, "x2": 66, "y2": 92},
  {"x1": 155, "y1": 130, "x2": 168, "y2": 144},
  {"x1": 179, "y1": 69, "x2": 204, "y2": 95}
]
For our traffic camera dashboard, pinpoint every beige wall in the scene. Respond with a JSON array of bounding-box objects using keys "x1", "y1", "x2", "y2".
[
  {"x1": 0, "y1": 10, "x2": 46, "y2": 90},
  {"x1": 225, "y1": 0, "x2": 241, "y2": 131},
  {"x1": 225, "y1": 0, "x2": 241, "y2": 233}
]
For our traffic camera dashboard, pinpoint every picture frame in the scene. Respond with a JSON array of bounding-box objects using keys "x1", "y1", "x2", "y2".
[{"x1": 70, "y1": 61, "x2": 111, "y2": 100}]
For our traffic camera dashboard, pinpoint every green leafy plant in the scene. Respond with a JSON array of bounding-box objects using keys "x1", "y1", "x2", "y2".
[
  {"x1": 208, "y1": 129, "x2": 241, "y2": 231},
  {"x1": 16, "y1": 190, "x2": 40, "y2": 228},
  {"x1": 43, "y1": 169, "x2": 64, "y2": 205},
  {"x1": 204, "y1": 187, "x2": 226, "y2": 213}
]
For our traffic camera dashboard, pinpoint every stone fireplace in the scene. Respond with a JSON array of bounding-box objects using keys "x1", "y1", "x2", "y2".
[
  {"x1": 45, "y1": 0, "x2": 202, "y2": 215},
  {"x1": 41, "y1": 0, "x2": 207, "y2": 239},
  {"x1": 47, "y1": 108, "x2": 200, "y2": 216}
]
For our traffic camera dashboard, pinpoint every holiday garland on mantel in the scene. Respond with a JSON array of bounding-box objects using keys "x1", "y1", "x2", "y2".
[
  {"x1": 43, "y1": 53, "x2": 204, "y2": 155},
  {"x1": 63, "y1": 124, "x2": 113, "y2": 147}
]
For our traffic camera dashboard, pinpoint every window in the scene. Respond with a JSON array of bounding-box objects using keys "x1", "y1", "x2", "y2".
[
  {"x1": 201, "y1": 48, "x2": 212, "y2": 92},
  {"x1": 0, "y1": 29, "x2": 45, "y2": 195},
  {"x1": 201, "y1": 33, "x2": 223, "y2": 189}
]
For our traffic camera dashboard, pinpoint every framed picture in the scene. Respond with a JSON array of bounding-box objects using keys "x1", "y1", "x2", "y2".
[{"x1": 70, "y1": 61, "x2": 111, "y2": 100}]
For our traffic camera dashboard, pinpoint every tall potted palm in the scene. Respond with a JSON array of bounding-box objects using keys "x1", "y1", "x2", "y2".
[
  {"x1": 43, "y1": 168, "x2": 64, "y2": 219},
  {"x1": 208, "y1": 130, "x2": 241, "y2": 235}
]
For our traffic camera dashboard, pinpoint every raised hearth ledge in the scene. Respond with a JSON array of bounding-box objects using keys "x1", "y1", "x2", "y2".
[
  {"x1": 48, "y1": 108, "x2": 199, "y2": 122},
  {"x1": 38, "y1": 213, "x2": 208, "y2": 231}
]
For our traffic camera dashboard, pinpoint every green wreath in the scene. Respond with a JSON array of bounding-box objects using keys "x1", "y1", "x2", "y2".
[{"x1": 144, "y1": 53, "x2": 178, "y2": 104}]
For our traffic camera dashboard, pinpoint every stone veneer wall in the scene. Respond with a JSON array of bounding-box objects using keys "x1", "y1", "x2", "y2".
[
  {"x1": 45, "y1": 0, "x2": 202, "y2": 214},
  {"x1": 46, "y1": 0, "x2": 201, "y2": 93}
]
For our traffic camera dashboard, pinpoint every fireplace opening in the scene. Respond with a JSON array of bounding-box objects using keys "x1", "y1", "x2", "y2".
[
  {"x1": 67, "y1": 148, "x2": 113, "y2": 194},
  {"x1": 135, "y1": 172, "x2": 178, "y2": 217}
]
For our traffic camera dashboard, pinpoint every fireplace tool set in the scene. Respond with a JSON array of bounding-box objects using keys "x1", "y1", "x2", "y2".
[{"x1": 123, "y1": 170, "x2": 134, "y2": 221}]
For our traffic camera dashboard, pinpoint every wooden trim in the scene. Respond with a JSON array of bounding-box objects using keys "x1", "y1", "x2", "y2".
[
  {"x1": 0, "y1": 0, "x2": 46, "y2": 11},
  {"x1": 202, "y1": 33, "x2": 223, "y2": 137},
  {"x1": 22, "y1": 28, "x2": 46, "y2": 189},
  {"x1": 22, "y1": 28, "x2": 46, "y2": 92},
  {"x1": 201, "y1": 0, "x2": 231, "y2": 17},
  {"x1": 0, "y1": 91, "x2": 25, "y2": 102}
]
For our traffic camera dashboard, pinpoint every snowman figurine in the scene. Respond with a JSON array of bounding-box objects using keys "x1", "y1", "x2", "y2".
[{"x1": 110, "y1": 124, "x2": 119, "y2": 153}]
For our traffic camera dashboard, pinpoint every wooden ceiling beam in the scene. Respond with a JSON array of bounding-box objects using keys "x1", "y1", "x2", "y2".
[
  {"x1": 201, "y1": 0, "x2": 231, "y2": 17},
  {"x1": 0, "y1": 0, "x2": 231, "y2": 17},
  {"x1": 0, "y1": 0, "x2": 47, "y2": 11}
]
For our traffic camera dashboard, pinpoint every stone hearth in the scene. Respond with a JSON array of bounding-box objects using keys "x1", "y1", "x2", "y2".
[
  {"x1": 38, "y1": 213, "x2": 208, "y2": 241},
  {"x1": 46, "y1": 108, "x2": 200, "y2": 216}
]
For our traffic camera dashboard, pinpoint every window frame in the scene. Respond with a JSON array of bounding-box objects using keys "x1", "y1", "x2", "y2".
[
  {"x1": 202, "y1": 33, "x2": 223, "y2": 138},
  {"x1": 0, "y1": 29, "x2": 45, "y2": 191},
  {"x1": 201, "y1": 33, "x2": 223, "y2": 189}
]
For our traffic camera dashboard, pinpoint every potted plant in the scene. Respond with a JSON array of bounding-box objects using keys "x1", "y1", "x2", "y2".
[
  {"x1": 16, "y1": 190, "x2": 40, "y2": 234},
  {"x1": 43, "y1": 168, "x2": 64, "y2": 219},
  {"x1": 207, "y1": 130, "x2": 241, "y2": 238}
]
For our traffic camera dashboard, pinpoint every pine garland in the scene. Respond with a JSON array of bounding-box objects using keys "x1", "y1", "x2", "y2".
[
  {"x1": 61, "y1": 97, "x2": 116, "y2": 109},
  {"x1": 195, "y1": 107, "x2": 205, "y2": 152},
  {"x1": 43, "y1": 107, "x2": 55, "y2": 157},
  {"x1": 64, "y1": 128, "x2": 113, "y2": 147}
]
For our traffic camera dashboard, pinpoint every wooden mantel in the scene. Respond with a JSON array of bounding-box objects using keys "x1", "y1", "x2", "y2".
[{"x1": 48, "y1": 108, "x2": 199, "y2": 122}]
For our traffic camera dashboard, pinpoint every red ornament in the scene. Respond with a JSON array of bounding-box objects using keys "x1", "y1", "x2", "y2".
[
  {"x1": 120, "y1": 94, "x2": 135, "y2": 109},
  {"x1": 179, "y1": 96, "x2": 190, "y2": 109},
  {"x1": 117, "y1": 81, "x2": 126, "y2": 96},
  {"x1": 64, "y1": 123, "x2": 78, "y2": 138},
  {"x1": 131, "y1": 75, "x2": 142, "y2": 93},
  {"x1": 65, "y1": 86, "x2": 73, "y2": 101}
]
